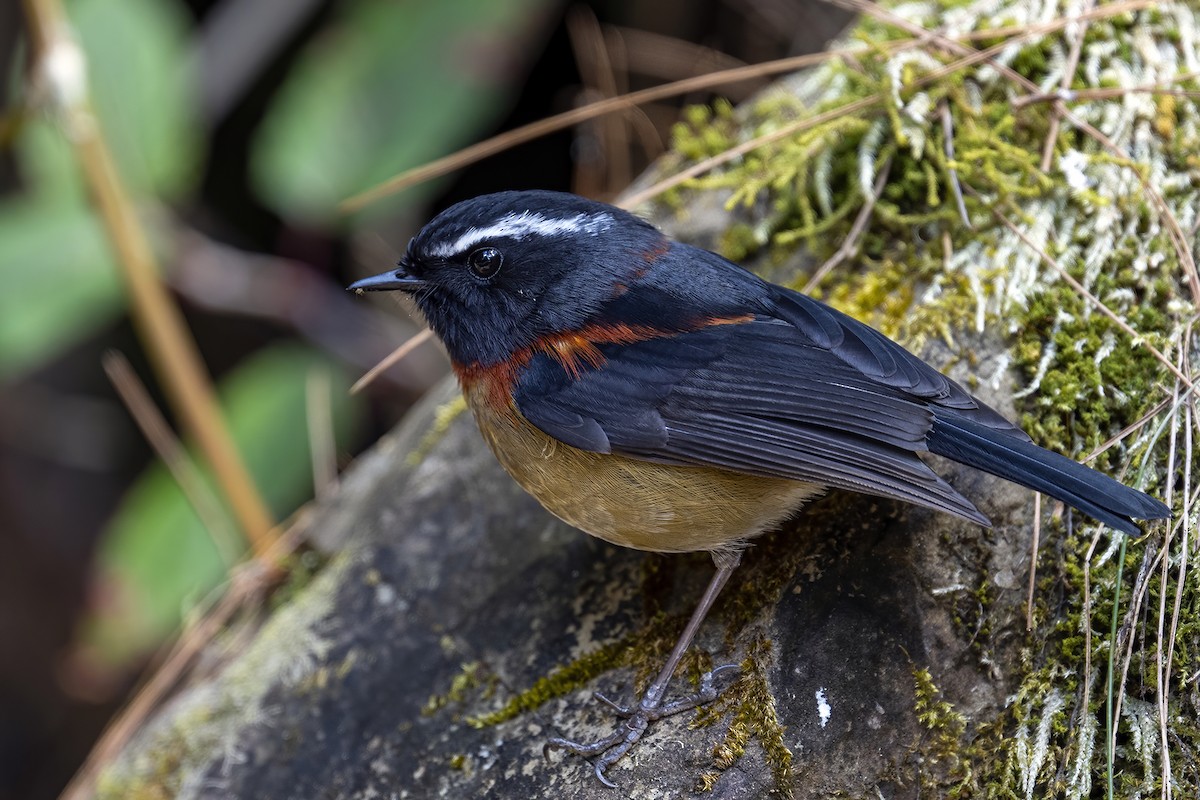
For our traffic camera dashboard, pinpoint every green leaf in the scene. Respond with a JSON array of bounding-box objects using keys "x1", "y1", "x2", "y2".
[
  {"x1": 1, "y1": 0, "x2": 199, "y2": 375},
  {"x1": 80, "y1": 345, "x2": 365, "y2": 667},
  {"x1": 0, "y1": 198, "x2": 123, "y2": 378},
  {"x1": 252, "y1": 0, "x2": 552, "y2": 224},
  {"x1": 20, "y1": 0, "x2": 200, "y2": 200}
]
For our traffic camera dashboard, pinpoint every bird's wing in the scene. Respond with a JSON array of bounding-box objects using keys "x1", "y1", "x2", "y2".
[{"x1": 512, "y1": 308, "x2": 997, "y2": 525}]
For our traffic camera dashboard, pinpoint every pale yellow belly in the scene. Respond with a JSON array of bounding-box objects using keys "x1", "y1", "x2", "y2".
[{"x1": 465, "y1": 389, "x2": 823, "y2": 553}]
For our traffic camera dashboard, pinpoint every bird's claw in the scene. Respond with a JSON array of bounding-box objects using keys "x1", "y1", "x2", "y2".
[
  {"x1": 592, "y1": 691, "x2": 633, "y2": 716},
  {"x1": 544, "y1": 665, "x2": 740, "y2": 786}
]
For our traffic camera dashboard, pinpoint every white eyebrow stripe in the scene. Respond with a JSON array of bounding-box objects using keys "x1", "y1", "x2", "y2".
[{"x1": 428, "y1": 211, "x2": 613, "y2": 258}]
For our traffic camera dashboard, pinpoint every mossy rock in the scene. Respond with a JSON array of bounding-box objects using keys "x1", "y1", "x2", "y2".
[{"x1": 97, "y1": 1, "x2": 1199, "y2": 798}]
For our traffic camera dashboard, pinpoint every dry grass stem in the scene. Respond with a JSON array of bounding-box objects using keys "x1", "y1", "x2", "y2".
[
  {"x1": 341, "y1": 46, "x2": 871, "y2": 212},
  {"x1": 627, "y1": 1, "x2": 1151, "y2": 211},
  {"x1": 1027, "y1": 492, "x2": 1041, "y2": 632},
  {"x1": 803, "y1": 155, "x2": 893, "y2": 293},
  {"x1": 1039, "y1": 0, "x2": 1095, "y2": 171},
  {"x1": 1084, "y1": 396, "x2": 1177, "y2": 464},
  {"x1": 610, "y1": 26, "x2": 753, "y2": 87},
  {"x1": 567, "y1": 5, "x2": 630, "y2": 197},
  {"x1": 620, "y1": 95, "x2": 883, "y2": 209},
  {"x1": 59, "y1": 521, "x2": 305, "y2": 800},
  {"x1": 1155, "y1": 362, "x2": 1182, "y2": 799},
  {"x1": 22, "y1": 0, "x2": 277, "y2": 558},
  {"x1": 102, "y1": 351, "x2": 241, "y2": 566},
  {"x1": 306, "y1": 367, "x2": 338, "y2": 502},
  {"x1": 981, "y1": 195, "x2": 1192, "y2": 390},
  {"x1": 350, "y1": 327, "x2": 436, "y2": 395},
  {"x1": 824, "y1": 0, "x2": 1200, "y2": 307},
  {"x1": 939, "y1": 99, "x2": 970, "y2": 228}
]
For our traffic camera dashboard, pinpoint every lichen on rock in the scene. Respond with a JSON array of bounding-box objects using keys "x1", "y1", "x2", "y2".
[{"x1": 97, "y1": 1, "x2": 1199, "y2": 798}]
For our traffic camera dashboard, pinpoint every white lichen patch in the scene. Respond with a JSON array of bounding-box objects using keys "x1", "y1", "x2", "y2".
[
  {"x1": 674, "y1": 2, "x2": 1199, "y2": 794},
  {"x1": 1015, "y1": 688, "x2": 1066, "y2": 800},
  {"x1": 815, "y1": 687, "x2": 832, "y2": 728}
]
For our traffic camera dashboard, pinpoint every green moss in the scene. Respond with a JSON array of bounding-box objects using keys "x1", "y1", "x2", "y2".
[
  {"x1": 269, "y1": 547, "x2": 329, "y2": 611},
  {"x1": 466, "y1": 614, "x2": 674, "y2": 728},
  {"x1": 97, "y1": 550, "x2": 347, "y2": 798},
  {"x1": 432, "y1": 1, "x2": 1200, "y2": 795},
  {"x1": 667, "y1": 1, "x2": 1198, "y2": 793},
  {"x1": 95, "y1": 696, "x2": 235, "y2": 800},
  {"x1": 693, "y1": 635, "x2": 794, "y2": 795},
  {"x1": 422, "y1": 661, "x2": 497, "y2": 717},
  {"x1": 406, "y1": 393, "x2": 467, "y2": 466},
  {"x1": 912, "y1": 666, "x2": 969, "y2": 787},
  {"x1": 669, "y1": 98, "x2": 739, "y2": 162}
]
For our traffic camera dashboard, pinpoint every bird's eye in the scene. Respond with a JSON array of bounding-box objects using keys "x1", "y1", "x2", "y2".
[{"x1": 467, "y1": 247, "x2": 503, "y2": 279}]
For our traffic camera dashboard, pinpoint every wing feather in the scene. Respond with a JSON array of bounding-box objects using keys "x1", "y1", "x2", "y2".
[{"x1": 513, "y1": 316, "x2": 992, "y2": 524}]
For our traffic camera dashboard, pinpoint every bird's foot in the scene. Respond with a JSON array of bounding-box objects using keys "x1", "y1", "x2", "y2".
[{"x1": 543, "y1": 664, "x2": 738, "y2": 787}]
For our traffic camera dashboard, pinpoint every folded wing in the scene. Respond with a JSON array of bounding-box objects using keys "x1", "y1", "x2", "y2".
[{"x1": 513, "y1": 312, "x2": 997, "y2": 525}]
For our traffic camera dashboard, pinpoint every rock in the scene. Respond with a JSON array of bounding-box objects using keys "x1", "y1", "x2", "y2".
[
  {"x1": 97, "y1": 0, "x2": 1200, "y2": 795},
  {"x1": 99, "y1": 337, "x2": 1036, "y2": 800}
]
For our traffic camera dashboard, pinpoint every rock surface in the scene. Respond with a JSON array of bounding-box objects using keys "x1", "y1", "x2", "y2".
[
  {"x1": 100, "y1": 329, "x2": 1038, "y2": 800},
  {"x1": 94, "y1": 1, "x2": 1200, "y2": 795}
]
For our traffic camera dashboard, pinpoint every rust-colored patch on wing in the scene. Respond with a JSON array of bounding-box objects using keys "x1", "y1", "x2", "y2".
[{"x1": 454, "y1": 313, "x2": 753, "y2": 409}]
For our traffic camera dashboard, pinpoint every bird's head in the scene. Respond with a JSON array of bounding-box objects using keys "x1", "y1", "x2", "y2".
[{"x1": 349, "y1": 190, "x2": 666, "y2": 366}]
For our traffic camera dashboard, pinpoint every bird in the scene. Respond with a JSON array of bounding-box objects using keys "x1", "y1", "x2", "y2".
[{"x1": 349, "y1": 189, "x2": 1170, "y2": 786}]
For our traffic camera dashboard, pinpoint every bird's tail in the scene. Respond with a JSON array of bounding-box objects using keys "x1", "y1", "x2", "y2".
[{"x1": 926, "y1": 413, "x2": 1170, "y2": 535}]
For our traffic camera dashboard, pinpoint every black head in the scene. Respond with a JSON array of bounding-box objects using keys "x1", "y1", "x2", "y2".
[{"x1": 349, "y1": 191, "x2": 665, "y2": 365}]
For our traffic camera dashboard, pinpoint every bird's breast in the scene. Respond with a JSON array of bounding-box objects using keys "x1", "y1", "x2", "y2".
[{"x1": 460, "y1": 381, "x2": 822, "y2": 553}]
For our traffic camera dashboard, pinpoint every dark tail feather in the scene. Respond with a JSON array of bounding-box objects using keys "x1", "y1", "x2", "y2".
[{"x1": 926, "y1": 414, "x2": 1171, "y2": 535}]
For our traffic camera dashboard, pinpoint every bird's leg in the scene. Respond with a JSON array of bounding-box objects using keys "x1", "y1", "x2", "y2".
[{"x1": 544, "y1": 550, "x2": 742, "y2": 786}]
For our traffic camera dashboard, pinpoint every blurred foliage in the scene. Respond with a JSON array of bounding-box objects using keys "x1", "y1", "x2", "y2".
[
  {"x1": 0, "y1": 201, "x2": 122, "y2": 376},
  {"x1": 2, "y1": 0, "x2": 553, "y2": 669},
  {"x1": 82, "y1": 345, "x2": 363, "y2": 666},
  {"x1": 0, "y1": 0, "x2": 196, "y2": 380},
  {"x1": 253, "y1": 0, "x2": 549, "y2": 224}
]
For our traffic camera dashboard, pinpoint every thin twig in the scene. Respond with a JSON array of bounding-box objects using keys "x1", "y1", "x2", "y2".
[
  {"x1": 955, "y1": 0, "x2": 1157, "y2": 40},
  {"x1": 1039, "y1": 0, "x2": 1095, "y2": 172},
  {"x1": 350, "y1": 327, "x2": 436, "y2": 395},
  {"x1": 340, "y1": 45, "x2": 875, "y2": 212},
  {"x1": 1026, "y1": 492, "x2": 1041, "y2": 631},
  {"x1": 1016, "y1": 83, "x2": 1200, "y2": 108},
  {"x1": 976, "y1": 192, "x2": 1193, "y2": 390},
  {"x1": 22, "y1": 0, "x2": 277, "y2": 557},
  {"x1": 566, "y1": 5, "x2": 630, "y2": 197},
  {"x1": 1061, "y1": 115, "x2": 1200, "y2": 307},
  {"x1": 1162, "y1": 329, "x2": 1194, "y2": 798},
  {"x1": 1083, "y1": 395, "x2": 1176, "y2": 464},
  {"x1": 620, "y1": 95, "x2": 882, "y2": 209},
  {"x1": 624, "y1": 2, "x2": 1144, "y2": 211},
  {"x1": 939, "y1": 99, "x2": 970, "y2": 228},
  {"x1": 102, "y1": 351, "x2": 241, "y2": 566},
  {"x1": 609, "y1": 25, "x2": 754, "y2": 88},
  {"x1": 1082, "y1": 524, "x2": 1105, "y2": 739},
  {"x1": 1111, "y1": 538, "x2": 1167, "y2": 790},
  {"x1": 306, "y1": 367, "x2": 338, "y2": 502},
  {"x1": 58, "y1": 521, "x2": 304, "y2": 800},
  {"x1": 1156, "y1": 355, "x2": 1181, "y2": 800},
  {"x1": 343, "y1": 0, "x2": 1157, "y2": 215},
  {"x1": 601, "y1": 28, "x2": 666, "y2": 161},
  {"x1": 1106, "y1": 532, "x2": 1126, "y2": 800},
  {"x1": 822, "y1": 0, "x2": 1200, "y2": 308},
  {"x1": 803, "y1": 155, "x2": 893, "y2": 293}
]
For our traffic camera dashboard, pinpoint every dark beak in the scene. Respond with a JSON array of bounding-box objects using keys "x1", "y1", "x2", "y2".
[{"x1": 347, "y1": 266, "x2": 426, "y2": 293}]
